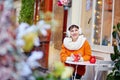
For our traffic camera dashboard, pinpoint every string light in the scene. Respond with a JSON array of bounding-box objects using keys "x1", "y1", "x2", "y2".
[
  {"x1": 96, "y1": 30, "x2": 99, "y2": 33},
  {"x1": 93, "y1": 0, "x2": 102, "y2": 45},
  {"x1": 94, "y1": 10, "x2": 96, "y2": 13},
  {"x1": 96, "y1": 15, "x2": 100, "y2": 19},
  {"x1": 97, "y1": 1, "x2": 102, "y2": 5},
  {"x1": 93, "y1": 25, "x2": 96, "y2": 28}
]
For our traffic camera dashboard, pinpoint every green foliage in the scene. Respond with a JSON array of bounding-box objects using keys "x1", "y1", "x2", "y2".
[
  {"x1": 117, "y1": 23, "x2": 120, "y2": 31},
  {"x1": 106, "y1": 73, "x2": 114, "y2": 80},
  {"x1": 19, "y1": 0, "x2": 35, "y2": 25},
  {"x1": 112, "y1": 31, "x2": 117, "y2": 39},
  {"x1": 34, "y1": 62, "x2": 73, "y2": 80},
  {"x1": 110, "y1": 54, "x2": 117, "y2": 61},
  {"x1": 107, "y1": 22, "x2": 120, "y2": 80},
  {"x1": 36, "y1": 77, "x2": 44, "y2": 80}
]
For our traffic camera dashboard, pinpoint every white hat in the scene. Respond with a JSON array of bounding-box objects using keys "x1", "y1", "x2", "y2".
[{"x1": 67, "y1": 24, "x2": 82, "y2": 37}]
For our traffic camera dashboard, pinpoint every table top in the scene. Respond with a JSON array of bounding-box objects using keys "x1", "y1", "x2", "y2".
[{"x1": 65, "y1": 61, "x2": 97, "y2": 66}]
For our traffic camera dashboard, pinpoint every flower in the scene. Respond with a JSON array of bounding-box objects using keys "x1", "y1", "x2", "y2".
[
  {"x1": 59, "y1": 0, "x2": 70, "y2": 6},
  {"x1": 57, "y1": 0, "x2": 72, "y2": 10},
  {"x1": 16, "y1": 20, "x2": 51, "y2": 52},
  {"x1": 26, "y1": 51, "x2": 43, "y2": 69},
  {"x1": 57, "y1": 0, "x2": 63, "y2": 6}
]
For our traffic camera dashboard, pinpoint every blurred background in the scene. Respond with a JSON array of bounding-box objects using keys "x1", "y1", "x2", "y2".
[{"x1": 0, "y1": 0, "x2": 120, "y2": 80}]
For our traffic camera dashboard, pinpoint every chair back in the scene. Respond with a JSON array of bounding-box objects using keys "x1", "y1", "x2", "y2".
[
  {"x1": 95, "y1": 60, "x2": 114, "y2": 71},
  {"x1": 94, "y1": 60, "x2": 114, "y2": 80}
]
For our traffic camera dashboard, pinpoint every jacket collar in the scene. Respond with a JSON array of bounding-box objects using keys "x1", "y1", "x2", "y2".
[{"x1": 63, "y1": 35, "x2": 86, "y2": 50}]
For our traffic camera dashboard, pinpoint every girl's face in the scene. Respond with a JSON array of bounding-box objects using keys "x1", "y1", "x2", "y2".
[{"x1": 70, "y1": 27, "x2": 79, "y2": 41}]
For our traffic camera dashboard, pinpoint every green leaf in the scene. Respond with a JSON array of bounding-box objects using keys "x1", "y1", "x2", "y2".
[
  {"x1": 117, "y1": 23, "x2": 120, "y2": 31},
  {"x1": 112, "y1": 31, "x2": 117, "y2": 39},
  {"x1": 114, "y1": 46, "x2": 119, "y2": 54},
  {"x1": 45, "y1": 73, "x2": 58, "y2": 80},
  {"x1": 107, "y1": 23, "x2": 120, "y2": 79},
  {"x1": 115, "y1": 71, "x2": 120, "y2": 80},
  {"x1": 106, "y1": 72, "x2": 114, "y2": 80},
  {"x1": 19, "y1": 0, "x2": 35, "y2": 25},
  {"x1": 113, "y1": 25, "x2": 116, "y2": 29},
  {"x1": 115, "y1": 60, "x2": 120, "y2": 70},
  {"x1": 110, "y1": 54, "x2": 117, "y2": 61},
  {"x1": 36, "y1": 77, "x2": 44, "y2": 80}
]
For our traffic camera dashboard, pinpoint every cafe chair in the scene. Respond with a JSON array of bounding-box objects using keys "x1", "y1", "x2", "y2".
[{"x1": 94, "y1": 60, "x2": 114, "y2": 80}]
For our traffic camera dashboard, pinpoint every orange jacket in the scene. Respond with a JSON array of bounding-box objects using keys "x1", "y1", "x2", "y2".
[{"x1": 60, "y1": 40, "x2": 92, "y2": 75}]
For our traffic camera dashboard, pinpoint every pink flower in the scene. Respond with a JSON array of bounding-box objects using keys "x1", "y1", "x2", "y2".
[
  {"x1": 59, "y1": 0, "x2": 70, "y2": 5},
  {"x1": 57, "y1": 1, "x2": 63, "y2": 6}
]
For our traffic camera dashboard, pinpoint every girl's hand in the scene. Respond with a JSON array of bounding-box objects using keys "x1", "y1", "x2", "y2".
[
  {"x1": 73, "y1": 54, "x2": 81, "y2": 62},
  {"x1": 66, "y1": 54, "x2": 74, "y2": 61}
]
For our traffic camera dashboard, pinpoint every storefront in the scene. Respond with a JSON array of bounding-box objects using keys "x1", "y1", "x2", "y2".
[
  {"x1": 14, "y1": 0, "x2": 120, "y2": 69},
  {"x1": 66, "y1": 0, "x2": 120, "y2": 79},
  {"x1": 66, "y1": 0, "x2": 120, "y2": 61}
]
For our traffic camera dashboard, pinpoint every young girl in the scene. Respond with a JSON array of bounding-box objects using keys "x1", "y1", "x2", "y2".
[{"x1": 60, "y1": 24, "x2": 92, "y2": 80}]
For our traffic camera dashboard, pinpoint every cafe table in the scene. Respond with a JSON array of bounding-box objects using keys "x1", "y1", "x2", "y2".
[
  {"x1": 65, "y1": 60, "x2": 100, "y2": 80},
  {"x1": 65, "y1": 61, "x2": 97, "y2": 66}
]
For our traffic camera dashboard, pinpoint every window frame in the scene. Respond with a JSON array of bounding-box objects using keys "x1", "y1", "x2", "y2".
[{"x1": 91, "y1": 0, "x2": 115, "y2": 53}]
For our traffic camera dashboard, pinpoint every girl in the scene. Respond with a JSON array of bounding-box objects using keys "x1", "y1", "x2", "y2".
[{"x1": 60, "y1": 24, "x2": 92, "y2": 80}]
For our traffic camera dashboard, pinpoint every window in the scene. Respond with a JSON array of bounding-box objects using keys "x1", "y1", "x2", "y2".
[{"x1": 91, "y1": 0, "x2": 115, "y2": 53}]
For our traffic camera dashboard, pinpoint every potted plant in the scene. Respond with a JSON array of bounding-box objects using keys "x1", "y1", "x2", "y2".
[{"x1": 107, "y1": 22, "x2": 120, "y2": 80}]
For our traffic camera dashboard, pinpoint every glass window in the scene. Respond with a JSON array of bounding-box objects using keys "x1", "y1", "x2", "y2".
[
  {"x1": 92, "y1": 0, "x2": 113, "y2": 46},
  {"x1": 102, "y1": 0, "x2": 113, "y2": 46},
  {"x1": 81, "y1": 0, "x2": 93, "y2": 43},
  {"x1": 93, "y1": 0, "x2": 102, "y2": 45},
  {"x1": 114, "y1": 0, "x2": 120, "y2": 25},
  {"x1": 80, "y1": 0, "x2": 120, "y2": 53},
  {"x1": 90, "y1": 0, "x2": 115, "y2": 53}
]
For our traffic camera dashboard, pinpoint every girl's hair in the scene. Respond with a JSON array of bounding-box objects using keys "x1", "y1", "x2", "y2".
[{"x1": 68, "y1": 24, "x2": 79, "y2": 31}]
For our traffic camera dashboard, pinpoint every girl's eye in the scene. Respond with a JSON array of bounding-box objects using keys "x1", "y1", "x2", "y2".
[
  {"x1": 75, "y1": 29, "x2": 78, "y2": 31},
  {"x1": 70, "y1": 30, "x2": 74, "y2": 32},
  {"x1": 70, "y1": 28, "x2": 79, "y2": 32}
]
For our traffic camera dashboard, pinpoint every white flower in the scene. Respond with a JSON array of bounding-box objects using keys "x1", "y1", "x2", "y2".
[
  {"x1": 27, "y1": 51, "x2": 43, "y2": 68},
  {"x1": 17, "y1": 23, "x2": 29, "y2": 33},
  {"x1": 40, "y1": 28, "x2": 48, "y2": 36},
  {"x1": 36, "y1": 20, "x2": 51, "y2": 36},
  {"x1": 16, "y1": 39, "x2": 25, "y2": 47},
  {"x1": 16, "y1": 61, "x2": 32, "y2": 77},
  {"x1": 34, "y1": 37, "x2": 40, "y2": 47},
  {"x1": 4, "y1": 0, "x2": 13, "y2": 10},
  {"x1": 25, "y1": 25, "x2": 37, "y2": 34},
  {"x1": 16, "y1": 23, "x2": 29, "y2": 39},
  {"x1": 43, "y1": 24, "x2": 51, "y2": 29}
]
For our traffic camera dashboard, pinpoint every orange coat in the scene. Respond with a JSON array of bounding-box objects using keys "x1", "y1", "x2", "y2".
[{"x1": 60, "y1": 40, "x2": 92, "y2": 75}]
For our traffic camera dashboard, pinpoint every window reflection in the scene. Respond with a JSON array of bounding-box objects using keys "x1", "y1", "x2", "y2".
[
  {"x1": 87, "y1": 0, "x2": 120, "y2": 47},
  {"x1": 93, "y1": 0, "x2": 102, "y2": 45},
  {"x1": 93, "y1": 0, "x2": 113, "y2": 46},
  {"x1": 114, "y1": 0, "x2": 120, "y2": 25},
  {"x1": 102, "y1": 0, "x2": 113, "y2": 46}
]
